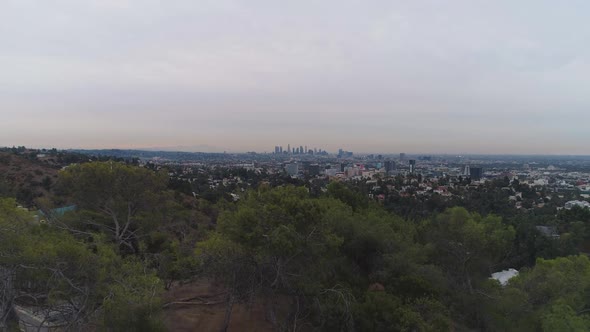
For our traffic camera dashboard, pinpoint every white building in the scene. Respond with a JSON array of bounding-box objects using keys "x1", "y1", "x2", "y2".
[
  {"x1": 565, "y1": 200, "x2": 590, "y2": 210},
  {"x1": 491, "y1": 269, "x2": 519, "y2": 286}
]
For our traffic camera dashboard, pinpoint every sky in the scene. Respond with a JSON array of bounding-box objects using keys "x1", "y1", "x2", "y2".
[{"x1": 1, "y1": 0, "x2": 589, "y2": 154}]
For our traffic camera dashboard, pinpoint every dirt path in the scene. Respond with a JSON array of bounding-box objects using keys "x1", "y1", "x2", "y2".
[{"x1": 162, "y1": 280, "x2": 273, "y2": 332}]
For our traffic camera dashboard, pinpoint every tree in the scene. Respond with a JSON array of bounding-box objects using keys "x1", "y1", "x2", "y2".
[
  {"x1": 0, "y1": 198, "x2": 32, "y2": 327},
  {"x1": 541, "y1": 302, "x2": 590, "y2": 332},
  {"x1": 197, "y1": 186, "x2": 351, "y2": 331},
  {"x1": 326, "y1": 181, "x2": 368, "y2": 212},
  {"x1": 98, "y1": 249, "x2": 164, "y2": 331},
  {"x1": 425, "y1": 207, "x2": 515, "y2": 294},
  {"x1": 0, "y1": 197, "x2": 164, "y2": 330},
  {"x1": 355, "y1": 292, "x2": 450, "y2": 332},
  {"x1": 57, "y1": 162, "x2": 168, "y2": 253},
  {"x1": 421, "y1": 207, "x2": 515, "y2": 327},
  {"x1": 198, "y1": 186, "x2": 453, "y2": 331},
  {"x1": 482, "y1": 255, "x2": 590, "y2": 331}
]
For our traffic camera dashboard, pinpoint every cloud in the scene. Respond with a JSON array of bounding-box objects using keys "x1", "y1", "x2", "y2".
[{"x1": 1, "y1": 0, "x2": 589, "y2": 154}]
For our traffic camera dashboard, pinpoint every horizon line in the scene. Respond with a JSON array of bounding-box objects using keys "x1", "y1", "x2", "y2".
[{"x1": 4, "y1": 146, "x2": 590, "y2": 158}]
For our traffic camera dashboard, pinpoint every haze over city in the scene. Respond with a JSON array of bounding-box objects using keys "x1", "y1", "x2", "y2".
[{"x1": 2, "y1": 0, "x2": 589, "y2": 154}]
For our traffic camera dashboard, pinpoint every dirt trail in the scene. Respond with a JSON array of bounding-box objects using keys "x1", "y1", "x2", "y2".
[{"x1": 162, "y1": 280, "x2": 273, "y2": 332}]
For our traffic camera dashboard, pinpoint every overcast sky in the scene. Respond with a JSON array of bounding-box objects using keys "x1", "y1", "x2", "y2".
[{"x1": 1, "y1": 1, "x2": 589, "y2": 154}]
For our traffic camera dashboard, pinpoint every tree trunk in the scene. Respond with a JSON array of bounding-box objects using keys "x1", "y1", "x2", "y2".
[
  {"x1": 265, "y1": 296, "x2": 278, "y2": 331},
  {"x1": 0, "y1": 267, "x2": 14, "y2": 328},
  {"x1": 221, "y1": 293, "x2": 234, "y2": 332}
]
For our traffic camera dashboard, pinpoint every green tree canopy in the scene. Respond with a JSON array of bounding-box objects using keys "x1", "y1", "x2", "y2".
[
  {"x1": 0, "y1": 197, "x2": 164, "y2": 330},
  {"x1": 482, "y1": 255, "x2": 590, "y2": 331},
  {"x1": 57, "y1": 162, "x2": 168, "y2": 253}
]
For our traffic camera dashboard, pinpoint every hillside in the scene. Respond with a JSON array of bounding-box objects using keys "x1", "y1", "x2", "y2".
[
  {"x1": 162, "y1": 280, "x2": 274, "y2": 332},
  {"x1": 0, "y1": 151, "x2": 57, "y2": 206},
  {"x1": 0, "y1": 148, "x2": 84, "y2": 206}
]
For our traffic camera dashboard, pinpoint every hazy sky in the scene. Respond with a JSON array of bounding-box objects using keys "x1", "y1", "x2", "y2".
[{"x1": 1, "y1": 1, "x2": 589, "y2": 154}]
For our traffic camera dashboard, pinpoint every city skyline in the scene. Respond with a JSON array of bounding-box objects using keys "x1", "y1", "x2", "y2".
[{"x1": 2, "y1": 1, "x2": 590, "y2": 154}]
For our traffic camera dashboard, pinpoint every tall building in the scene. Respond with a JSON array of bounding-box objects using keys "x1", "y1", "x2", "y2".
[
  {"x1": 274, "y1": 146, "x2": 280, "y2": 154},
  {"x1": 409, "y1": 160, "x2": 416, "y2": 174},
  {"x1": 308, "y1": 164, "x2": 320, "y2": 176},
  {"x1": 462, "y1": 165, "x2": 470, "y2": 176},
  {"x1": 470, "y1": 167, "x2": 483, "y2": 181},
  {"x1": 288, "y1": 144, "x2": 291, "y2": 154},
  {"x1": 384, "y1": 160, "x2": 396, "y2": 174}
]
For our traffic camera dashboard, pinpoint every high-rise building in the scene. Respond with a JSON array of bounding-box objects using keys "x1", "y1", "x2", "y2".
[
  {"x1": 274, "y1": 146, "x2": 280, "y2": 154},
  {"x1": 462, "y1": 165, "x2": 470, "y2": 176},
  {"x1": 308, "y1": 164, "x2": 320, "y2": 176},
  {"x1": 409, "y1": 160, "x2": 416, "y2": 174},
  {"x1": 384, "y1": 160, "x2": 396, "y2": 174},
  {"x1": 470, "y1": 167, "x2": 483, "y2": 181},
  {"x1": 288, "y1": 144, "x2": 291, "y2": 154}
]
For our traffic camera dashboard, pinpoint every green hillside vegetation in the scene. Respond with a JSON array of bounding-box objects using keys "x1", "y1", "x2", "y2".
[
  {"x1": 0, "y1": 149, "x2": 60, "y2": 205},
  {"x1": 0, "y1": 160, "x2": 588, "y2": 331}
]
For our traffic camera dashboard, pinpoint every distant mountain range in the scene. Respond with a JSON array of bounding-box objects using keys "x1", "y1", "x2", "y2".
[
  {"x1": 66, "y1": 148, "x2": 268, "y2": 162},
  {"x1": 139, "y1": 145, "x2": 226, "y2": 153}
]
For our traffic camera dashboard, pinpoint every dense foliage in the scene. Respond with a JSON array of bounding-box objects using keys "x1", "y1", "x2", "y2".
[{"x1": 0, "y1": 159, "x2": 588, "y2": 331}]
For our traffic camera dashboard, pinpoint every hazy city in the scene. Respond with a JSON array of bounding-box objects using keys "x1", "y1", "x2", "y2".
[{"x1": 2, "y1": 1, "x2": 590, "y2": 331}]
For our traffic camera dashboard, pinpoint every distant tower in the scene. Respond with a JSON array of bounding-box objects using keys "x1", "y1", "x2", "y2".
[
  {"x1": 409, "y1": 160, "x2": 416, "y2": 174},
  {"x1": 463, "y1": 165, "x2": 470, "y2": 176},
  {"x1": 288, "y1": 144, "x2": 291, "y2": 154},
  {"x1": 385, "y1": 160, "x2": 395, "y2": 174},
  {"x1": 470, "y1": 167, "x2": 483, "y2": 181}
]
